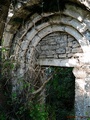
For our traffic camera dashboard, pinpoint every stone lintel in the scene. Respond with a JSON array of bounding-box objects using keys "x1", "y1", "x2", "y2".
[{"x1": 36, "y1": 58, "x2": 80, "y2": 67}]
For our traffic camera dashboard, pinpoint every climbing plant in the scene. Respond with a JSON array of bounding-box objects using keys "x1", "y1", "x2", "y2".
[
  {"x1": 0, "y1": 54, "x2": 50, "y2": 120},
  {"x1": 46, "y1": 67, "x2": 75, "y2": 120}
]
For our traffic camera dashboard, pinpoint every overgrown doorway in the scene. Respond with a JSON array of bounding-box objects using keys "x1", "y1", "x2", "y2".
[{"x1": 45, "y1": 67, "x2": 75, "y2": 120}]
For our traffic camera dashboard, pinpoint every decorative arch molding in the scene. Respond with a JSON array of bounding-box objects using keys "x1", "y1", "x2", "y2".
[
  {"x1": 10, "y1": 13, "x2": 90, "y2": 62},
  {"x1": 4, "y1": 4, "x2": 90, "y2": 56},
  {"x1": 24, "y1": 25, "x2": 83, "y2": 62}
]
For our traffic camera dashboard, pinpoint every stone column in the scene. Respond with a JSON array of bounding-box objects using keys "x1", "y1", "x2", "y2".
[
  {"x1": 72, "y1": 52, "x2": 90, "y2": 119},
  {"x1": 73, "y1": 66, "x2": 87, "y2": 120},
  {"x1": 83, "y1": 65, "x2": 90, "y2": 119}
]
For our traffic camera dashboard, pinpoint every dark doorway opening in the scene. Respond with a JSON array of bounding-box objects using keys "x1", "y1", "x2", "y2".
[{"x1": 45, "y1": 67, "x2": 75, "y2": 120}]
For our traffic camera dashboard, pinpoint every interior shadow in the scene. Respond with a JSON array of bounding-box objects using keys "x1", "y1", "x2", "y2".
[{"x1": 45, "y1": 67, "x2": 75, "y2": 120}]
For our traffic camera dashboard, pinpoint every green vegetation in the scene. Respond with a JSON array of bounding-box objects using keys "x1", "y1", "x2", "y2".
[
  {"x1": 0, "y1": 53, "x2": 75, "y2": 120},
  {"x1": 46, "y1": 67, "x2": 75, "y2": 120}
]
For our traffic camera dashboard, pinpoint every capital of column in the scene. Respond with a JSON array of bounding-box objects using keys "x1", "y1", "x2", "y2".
[
  {"x1": 73, "y1": 64, "x2": 90, "y2": 79},
  {"x1": 73, "y1": 67, "x2": 86, "y2": 79},
  {"x1": 73, "y1": 52, "x2": 90, "y2": 65}
]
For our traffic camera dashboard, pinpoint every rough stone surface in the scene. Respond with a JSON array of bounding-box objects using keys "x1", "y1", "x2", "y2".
[
  {"x1": 3, "y1": 2, "x2": 90, "y2": 120},
  {"x1": 36, "y1": 32, "x2": 83, "y2": 59}
]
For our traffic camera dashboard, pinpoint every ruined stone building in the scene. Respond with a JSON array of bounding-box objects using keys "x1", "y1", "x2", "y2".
[{"x1": 3, "y1": 0, "x2": 90, "y2": 119}]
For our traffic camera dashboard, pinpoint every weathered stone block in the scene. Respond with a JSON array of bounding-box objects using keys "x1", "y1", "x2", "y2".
[
  {"x1": 41, "y1": 50, "x2": 56, "y2": 55},
  {"x1": 41, "y1": 45, "x2": 59, "y2": 51},
  {"x1": 68, "y1": 37, "x2": 74, "y2": 42},
  {"x1": 58, "y1": 54, "x2": 66, "y2": 58},
  {"x1": 67, "y1": 53, "x2": 73, "y2": 57},
  {"x1": 47, "y1": 39, "x2": 56, "y2": 43},
  {"x1": 36, "y1": 46, "x2": 41, "y2": 53},
  {"x1": 21, "y1": 41, "x2": 28, "y2": 50},
  {"x1": 26, "y1": 29, "x2": 37, "y2": 40},
  {"x1": 57, "y1": 38, "x2": 65, "y2": 44},
  {"x1": 53, "y1": 55, "x2": 58, "y2": 58},
  {"x1": 85, "y1": 77, "x2": 90, "y2": 81},
  {"x1": 19, "y1": 51, "x2": 25, "y2": 57},
  {"x1": 68, "y1": 42, "x2": 72, "y2": 46},
  {"x1": 39, "y1": 55, "x2": 46, "y2": 59},
  {"x1": 66, "y1": 47, "x2": 72, "y2": 53},
  {"x1": 48, "y1": 42, "x2": 57, "y2": 45},
  {"x1": 26, "y1": 53, "x2": 31, "y2": 59},
  {"x1": 85, "y1": 81, "x2": 90, "y2": 92},
  {"x1": 56, "y1": 48, "x2": 66, "y2": 53},
  {"x1": 38, "y1": 26, "x2": 52, "y2": 38},
  {"x1": 39, "y1": 41, "x2": 46, "y2": 45},
  {"x1": 46, "y1": 55, "x2": 58, "y2": 58},
  {"x1": 60, "y1": 42, "x2": 68, "y2": 47},
  {"x1": 72, "y1": 47, "x2": 82, "y2": 53},
  {"x1": 49, "y1": 45, "x2": 59, "y2": 50},
  {"x1": 73, "y1": 68, "x2": 86, "y2": 79},
  {"x1": 41, "y1": 45, "x2": 49, "y2": 50},
  {"x1": 84, "y1": 30, "x2": 90, "y2": 43},
  {"x1": 63, "y1": 35, "x2": 67, "y2": 41},
  {"x1": 72, "y1": 41, "x2": 80, "y2": 48}
]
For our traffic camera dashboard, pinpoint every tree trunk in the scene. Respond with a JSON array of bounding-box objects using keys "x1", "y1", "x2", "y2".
[
  {"x1": 0, "y1": 0, "x2": 11, "y2": 111},
  {"x1": 0, "y1": 0, "x2": 11, "y2": 41}
]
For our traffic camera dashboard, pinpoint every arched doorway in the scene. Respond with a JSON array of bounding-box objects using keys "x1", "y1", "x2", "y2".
[{"x1": 3, "y1": 3, "x2": 90, "y2": 119}]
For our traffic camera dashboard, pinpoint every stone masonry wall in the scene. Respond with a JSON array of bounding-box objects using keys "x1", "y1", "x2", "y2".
[
  {"x1": 3, "y1": 1, "x2": 90, "y2": 119},
  {"x1": 36, "y1": 32, "x2": 83, "y2": 59}
]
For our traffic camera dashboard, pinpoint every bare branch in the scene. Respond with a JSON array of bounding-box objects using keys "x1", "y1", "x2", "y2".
[{"x1": 31, "y1": 70, "x2": 57, "y2": 95}]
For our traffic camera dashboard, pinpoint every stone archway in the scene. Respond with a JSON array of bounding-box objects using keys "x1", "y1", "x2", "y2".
[
  {"x1": 3, "y1": 2, "x2": 90, "y2": 119},
  {"x1": 34, "y1": 31, "x2": 88, "y2": 118}
]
